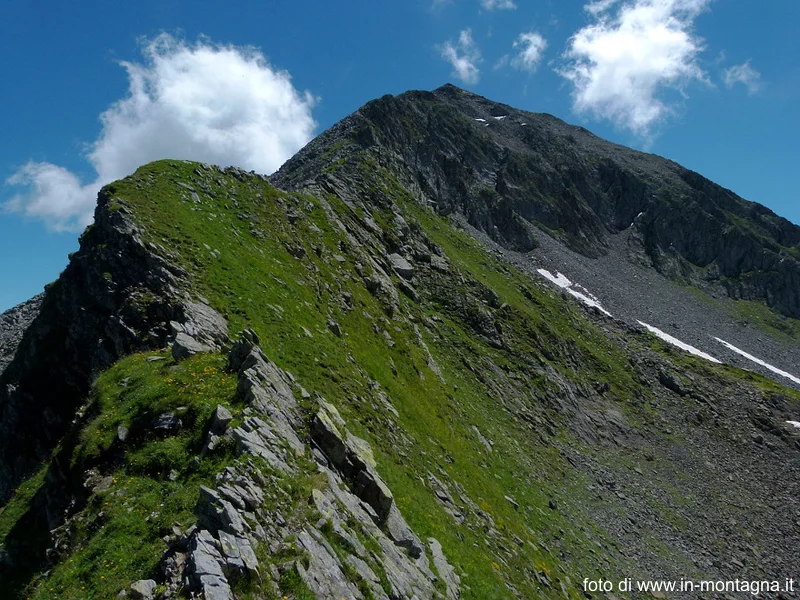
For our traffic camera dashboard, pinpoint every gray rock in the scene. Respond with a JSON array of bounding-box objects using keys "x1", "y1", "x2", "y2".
[
  {"x1": 219, "y1": 531, "x2": 258, "y2": 573},
  {"x1": 227, "y1": 329, "x2": 261, "y2": 372},
  {"x1": 296, "y1": 528, "x2": 362, "y2": 599},
  {"x1": 218, "y1": 530, "x2": 245, "y2": 572},
  {"x1": 152, "y1": 412, "x2": 183, "y2": 433},
  {"x1": 398, "y1": 279, "x2": 418, "y2": 302},
  {"x1": 472, "y1": 425, "x2": 493, "y2": 453},
  {"x1": 386, "y1": 504, "x2": 424, "y2": 558},
  {"x1": 388, "y1": 253, "x2": 414, "y2": 280},
  {"x1": 180, "y1": 301, "x2": 229, "y2": 348},
  {"x1": 345, "y1": 554, "x2": 382, "y2": 588},
  {"x1": 210, "y1": 405, "x2": 233, "y2": 435},
  {"x1": 658, "y1": 370, "x2": 688, "y2": 396},
  {"x1": 0, "y1": 293, "x2": 43, "y2": 375},
  {"x1": 328, "y1": 320, "x2": 343, "y2": 337},
  {"x1": 429, "y1": 538, "x2": 461, "y2": 599},
  {"x1": 312, "y1": 402, "x2": 349, "y2": 467},
  {"x1": 129, "y1": 579, "x2": 157, "y2": 600},
  {"x1": 188, "y1": 530, "x2": 232, "y2": 600},
  {"x1": 430, "y1": 254, "x2": 450, "y2": 273},
  {"x1": 354, "y1": 467, "x2": 394, "y2": 522},
  {"x1": 172, "y1": 332, "x2": 212, "y2": 361},
  {"x1": 203, "y1": 432, "x2": 220, "y2": 454},
  {"x1": 196, "y1": 486, "x2": 247, "y2": 537},
  {"x1": 312, "y1": 402, "x2": 395, "y2": 521}
]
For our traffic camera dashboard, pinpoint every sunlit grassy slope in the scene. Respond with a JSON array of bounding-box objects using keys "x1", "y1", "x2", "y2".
[{"x1": 2, "y1": 159, "x2": 799, "y2": 599}]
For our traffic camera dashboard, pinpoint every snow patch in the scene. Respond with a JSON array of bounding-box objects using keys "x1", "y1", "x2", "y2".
[
  {"x1": 637, "y1": 321, "x2": 721, "y2": 363},
  {"x1": 536, "y1": 269, "x2": 612, "y2": 316},
  {"x1": 573, "y1": 283, "x2": 601, "y2": 305},
  {"x1": 474, "y1": 118, "x2": 487, "y2": 122},
  {"x1": 537, "y1": 268, "x2": 571, "y2": 289},
  {"x1": 493, "y1": 115, "x2": 507, "y2": 120},
  {"x1": 787, "y1": 421, "x2": 800, "y2": 430},
  {"x1": 713, "y1": 338, "x2": 800, "y2": 386}
]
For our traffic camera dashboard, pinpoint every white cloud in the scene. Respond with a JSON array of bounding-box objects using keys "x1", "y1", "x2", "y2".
[
  {"x1": 5, "y1": 164, "x2": 93, "y2": 232},
  {"x1": 558, "y1": 0, "x2": 710, "y2": 136},
  {"x1": 511, "y1": 32, "x2": 548, "y2": 72},
  {"x1": 494, "y1": 54, "x2": 510, "y2": 70},
  {"x1": 723, "y1": 61, "x2": 762, "y2": 95},
  {"x1": 481, "y1": 0, "x2": 517, "y2": 9},
  {"x1": 4, "y1": 34, "x2": 317, "y2": 232},
  {"x1": 440, "y1": 29, "x2": 482, "y2": 85},
  {"x1": 585, "y1": 0, "x2": 621, "y2": 16}
]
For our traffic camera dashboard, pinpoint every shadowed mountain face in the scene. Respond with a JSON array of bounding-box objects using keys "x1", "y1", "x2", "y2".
[{"x1": 274, "y1": 84, "x2": 800, "y2": 320}]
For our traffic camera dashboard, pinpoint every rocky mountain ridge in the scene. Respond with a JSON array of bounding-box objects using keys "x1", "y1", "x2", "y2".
[{"x1": 0, "y1": 87, "x2": 799, "y2": 600}]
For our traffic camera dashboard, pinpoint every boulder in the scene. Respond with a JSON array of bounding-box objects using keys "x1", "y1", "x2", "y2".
[
  {"x1": 188, "y1": 530, "x2": 232, "y2": 600},
  {"x1": 210, "y1": 405, "x2": 233, "y2": 435},
  {"x1": 172, "y1": 332, "x2": 212, "y2": 361},
  {"x1": 129, "y1": 579, "x2": 157, "y2": 600},
  {"x1": 152, "y1": 412, "x2": 183, "y2": 433},
  {"x1": 388, "y1": 253, "x2": 414, "y2": 280}
]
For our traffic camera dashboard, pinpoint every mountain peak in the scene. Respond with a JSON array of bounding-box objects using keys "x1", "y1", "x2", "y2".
[{"x1": 275, "y1": 86, "x2": 800, "y2": 320}]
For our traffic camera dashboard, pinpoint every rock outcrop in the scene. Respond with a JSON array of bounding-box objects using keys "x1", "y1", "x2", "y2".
[
  {"x1": 0, "y1": 191, "x2": 227, "y2": 502},
  {"x1": 152, "y1": 331, "x2": 459, "y2": 599}
]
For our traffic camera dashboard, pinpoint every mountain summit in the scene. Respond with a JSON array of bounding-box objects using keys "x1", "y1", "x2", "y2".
[
  {"x1": 276, "y1": 83, "x2": 800, "y2": 317},
  {"x1": 1, "y1": 86, "x2": 799, "y2": 599}
]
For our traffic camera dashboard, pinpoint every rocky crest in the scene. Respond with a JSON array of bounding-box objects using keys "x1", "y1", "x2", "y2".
[{"x1": 0, "y1": 191, "x2": 227, "y2": 502}]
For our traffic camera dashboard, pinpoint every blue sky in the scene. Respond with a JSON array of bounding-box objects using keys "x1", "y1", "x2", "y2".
[{"x1": 1, "y1": 0, "x2": 798, "y2": 312}]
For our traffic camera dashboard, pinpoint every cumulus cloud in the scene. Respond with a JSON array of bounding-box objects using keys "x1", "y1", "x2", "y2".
[
  {"x1": 481, "y1": 0, "x2": 517, "y2": 9},
  {"x1": 511, "y1": 32, "x2": 548, "y2": 72},
  {"x1": 723, "y1": 61, "x2": 762, "y2": 95},
  {"x1": 440, "y1": 29, "x2": 482, "y2": 85},
  {"x1": 558, "y1": 0, "x2": 710, "y2": 136},
  {"x1": 4, "y1": 34, "x2": 316, "y2": 232}
]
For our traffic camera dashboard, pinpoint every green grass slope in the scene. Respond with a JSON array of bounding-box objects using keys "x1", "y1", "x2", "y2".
[{"x1": 2, "y1": 159, "x2": 799, "y2": 599}]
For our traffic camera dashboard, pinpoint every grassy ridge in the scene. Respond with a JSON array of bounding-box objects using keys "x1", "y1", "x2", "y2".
[
  {"x1": 102, "y1": 160, "x2": 645, "y2": 597},
  {"x1": 2, "y1": 159, "x2": 799, "y2": 599}
]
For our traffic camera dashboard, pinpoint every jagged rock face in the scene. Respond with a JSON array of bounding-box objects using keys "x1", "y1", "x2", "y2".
[
  {"x1": 272, "y1": 84, "x2": 800, "y2": 319},
  {"x1": 0, "y1": 294, "x2": 43, "y2": 375},
  {"x1": 0, "y1": 191, "x2": 226, "y2": 503}
]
